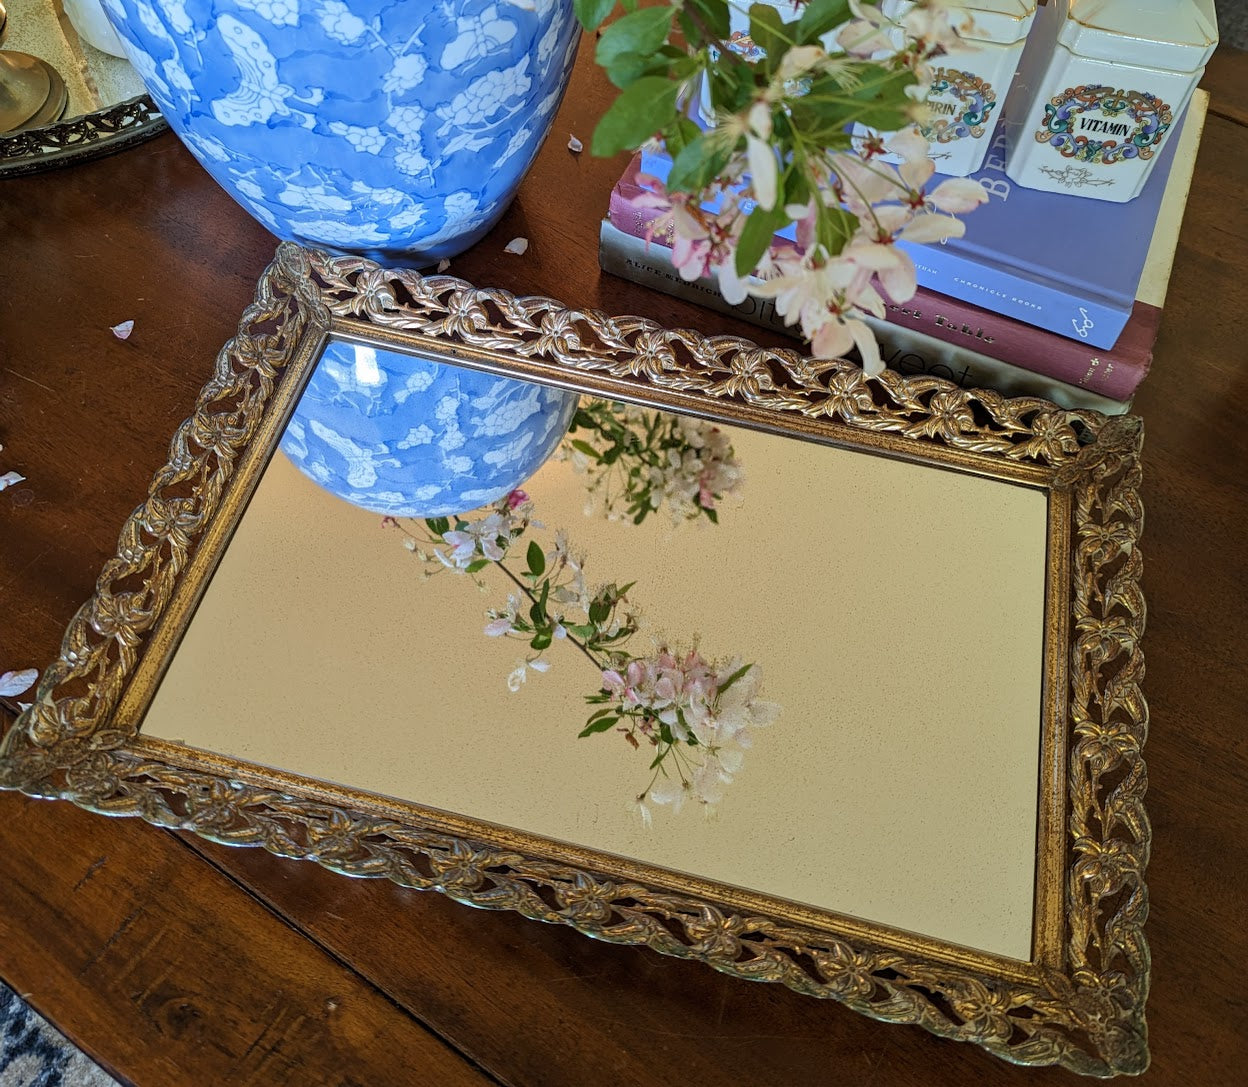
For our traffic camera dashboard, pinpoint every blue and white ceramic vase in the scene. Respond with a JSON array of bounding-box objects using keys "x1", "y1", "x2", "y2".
[
  {"x1": 280, "y1": 342, "x2": 577, "y2": 516},
  {"x1": 99, "y1": 0, "x2": 581, "y2": 262}
]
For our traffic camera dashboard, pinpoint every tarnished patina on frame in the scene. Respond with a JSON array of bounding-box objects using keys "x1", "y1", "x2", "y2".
[
  {"x1": 0, "y1": 243, "x2": 1149, "y2": 1076},
  {"x1": 0, "y1": 94, "x2": 165, "y2": 177}
]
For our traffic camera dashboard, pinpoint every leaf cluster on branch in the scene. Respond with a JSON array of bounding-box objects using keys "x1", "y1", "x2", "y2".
[{"x1": 577, "y1": 1, "x2": 989, "y2": 371}]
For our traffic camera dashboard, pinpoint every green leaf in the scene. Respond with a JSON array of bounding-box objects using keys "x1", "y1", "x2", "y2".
[
  {"x1": 686, "y1": 0, "x2": 730, "y2": 40},
  {"x1": 661, "y1": 115, "x2": 704, "y2": 159},
  {"x1": 658, "y1": 723, "x2": 676, "y2": 745},
  {"x1": 748, "y1": 4, "x2": 789, "y2": 71},
  {"x1": 531, "y1": 632, "x2": 552, "y2": 650},
  {"x1": 426, "y1": 516, "x2": 450, "y2": 537},
  {"x1": 734, "y1": 200, "x2": 789, "y2": 277},
  {"x1": 596, "y1": 8, "x2": 676, "y2": 72},
  {"x1": 574, "y1": 0, "x2": 617, "y2": 32},
  {"x1": 666, "y1": 131, "x2": 731, "y2": 192},
  {"x1": 703, "y1": 507, "x2": 719, "y2": 524},
  {"x1": 717, "y1": 661, "x2": 753, "y2": 695},
  {"x1": 816, "y1": 204, "x2": 859, "y2": 257},
  {"x1": 464, "y1": 559, "x2": 490, "y2": 573},
  {"x1": 530, "y1": 600, "x2": 545, "y2": 626},
  {"x1": 579, "y1": 715, "x2": 620, "y2": 738},
  {"x1": 527, "y1": 539, "x2": 546, "y2": 576},
  {"x1": 586, "y1": 707, "x2": 619, "y2": 723},
  {"x1": 592, "y1": 77, "x2": 681, "y2": 156},
  {"x1": 794, "y1": 0, "x2": 850, "y2": 45},
  {"x1": 702, "y1": 62, "x2": 755, "y2": 118},
  {"x1": 570, "y1": 439, "x2": 601, "y2": 459},
  {"x1": 565, "y1": 623, "x2": 596, "y2": 639},
  {"x1": 806, "y1": 63, "x2": 919, "y2": 131},
  {"x1": 601, "y1": 52, "x2": 661, "y2": 90}
]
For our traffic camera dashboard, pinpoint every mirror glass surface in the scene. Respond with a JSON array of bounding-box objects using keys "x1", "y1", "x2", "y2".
[{"x1": 139, "y1": 339, "x2": 1050, "y2": 962}]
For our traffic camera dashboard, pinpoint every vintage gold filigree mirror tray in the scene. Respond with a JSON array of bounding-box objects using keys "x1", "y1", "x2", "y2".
[{"x1": 0, "y1": 243, "x2": 1150, "y2": 1076}]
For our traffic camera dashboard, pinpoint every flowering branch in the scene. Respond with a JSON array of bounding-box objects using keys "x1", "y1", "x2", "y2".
[
  {"x1": 578, "y1": 1, "x2": 990, "y2": 373},
  {"x1": 560, "y1": 400, "x2": 743, "y2": 525},
  {"x1": 388, "y1": 485, "x2": 778, "y2": 821}
]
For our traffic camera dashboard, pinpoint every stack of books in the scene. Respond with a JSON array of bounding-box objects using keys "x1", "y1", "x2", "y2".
[{"x1": 598, "y1": 90, "x2": 1209, "y2": 414}]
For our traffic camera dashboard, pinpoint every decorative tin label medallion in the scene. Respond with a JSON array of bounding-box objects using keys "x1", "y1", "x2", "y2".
[
  {"x1": 920, "y1": 68, "x2": 997, "y2": 143},
  {"x1": 1034, "y1": 84, "x2": 1173, "y2": 165}
]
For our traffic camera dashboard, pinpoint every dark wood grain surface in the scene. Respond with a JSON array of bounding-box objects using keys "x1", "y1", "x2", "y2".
[{"x1": 2, "y1": 39, "x2": 1246, "y2": 1087}]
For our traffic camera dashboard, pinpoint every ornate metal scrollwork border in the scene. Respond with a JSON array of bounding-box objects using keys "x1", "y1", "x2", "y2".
[
  {"x1": 0, "y1": 94, "x2": 166, "y2": 177},
  {"x1": 0, "y1": 243, "x2": 1149, "y2": 1076}
]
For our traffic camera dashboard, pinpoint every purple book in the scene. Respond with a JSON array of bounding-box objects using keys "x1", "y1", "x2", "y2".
[{"x1": 894, "y1": 114, "x2": 1186, "y2": 349}]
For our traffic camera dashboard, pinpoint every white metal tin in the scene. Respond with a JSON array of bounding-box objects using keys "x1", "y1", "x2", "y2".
[
  {"x1": 1002, "y1": 0, "x2": 1218, "y2": 202},
  {"x1": 870, "y1": 2, "x2": 1039, "y2": 177}
]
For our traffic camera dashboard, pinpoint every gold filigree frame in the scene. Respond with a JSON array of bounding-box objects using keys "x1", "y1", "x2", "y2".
[{"x1": 0, "y1": 243, "x2": 1149, "y2": 1076}]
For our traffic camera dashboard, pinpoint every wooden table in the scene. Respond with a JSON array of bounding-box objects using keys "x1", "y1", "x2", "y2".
[{"x1": 2, "y1": 40, "x2": 1246, "y2": 1087}]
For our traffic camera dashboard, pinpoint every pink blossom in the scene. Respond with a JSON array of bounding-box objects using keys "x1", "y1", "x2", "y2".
[
  {"x1": 928, "y1": 177, "x2": 990, "y2": 214},
  {"x1": 837, "y1": 1, "x2": 895, "y2": 57},
  {"x1": 887, "y1": 128, "x2": 936, "y2": 192},
  {"x1": 812, "y1": 316, "x2": 884, "y2": 375},
  {"x1": 673, "y1": 232, "x2": 713, "y2": 282},
  {"x1": 832, "y1": 152, "x2": 905, "y2": 210},
  {"x1": 846, "y1": 241, "x2": 917, "y2": 304},
  {"x1": 903, "y1": 2, "x2": 978, "y2": 52}
]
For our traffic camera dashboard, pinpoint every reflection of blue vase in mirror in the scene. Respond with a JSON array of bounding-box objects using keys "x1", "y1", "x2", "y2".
[
  {"x1": 281, "y1": 342, "x2": 577, "y2": 516},
  {"x1": 98, "y1": 0, "x2": 580, "y2": 262}
]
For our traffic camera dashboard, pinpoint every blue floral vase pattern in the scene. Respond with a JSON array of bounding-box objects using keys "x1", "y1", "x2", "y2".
[
  {"x1": 99, "y1": 0, "x2": 581, "y2": 261},
  {"x1": 281, "y1": 342, "x2": 578, "y2": 516}
]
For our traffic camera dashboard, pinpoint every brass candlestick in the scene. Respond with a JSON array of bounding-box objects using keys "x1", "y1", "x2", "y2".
[{"x1": 0, "y1": 1, "x2": 69, "y2": 134}]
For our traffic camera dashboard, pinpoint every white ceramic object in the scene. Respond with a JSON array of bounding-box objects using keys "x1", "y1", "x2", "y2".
[
  {"x1": 62, "y1": 0, "x2": 128, "y2": 58},
  {"x1": 892, "y1": 0, "x2": 1037, "y2": 176},
  {"x1": 1002, "y1": 0, "x2": 1218, "y2": 201},
  {"x1": 852, "y1": 2, "x2": 1036, "y2": 177}
]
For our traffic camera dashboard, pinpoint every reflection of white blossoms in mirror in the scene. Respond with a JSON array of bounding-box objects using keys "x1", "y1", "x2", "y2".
[
  {"x1": 384, "y1": 403, "x2": 777, "y2": 823},
  {"x1": 561, "y1": 400, "x2": 744, "y2": 526}
]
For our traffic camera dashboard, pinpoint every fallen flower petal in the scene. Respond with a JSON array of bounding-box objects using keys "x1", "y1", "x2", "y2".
[
  {"x1": 436, "y1": 259, "x2": 451, "y2": 273},
  {"x1": 110, "y1": 320, "x2": 135, "y2": 339},
  {"x1": 0, "y1": 470, "x2": 25, "y2": 490},
  {"x1": 0, "y1": 668, "x2": 38, "y2": 697},
  {"x1": 567, "y1": 134, "x2": 583, "y2": 153},
  {"x1": 504, "y1": 237, "x2": 529, "y2": 255}
]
